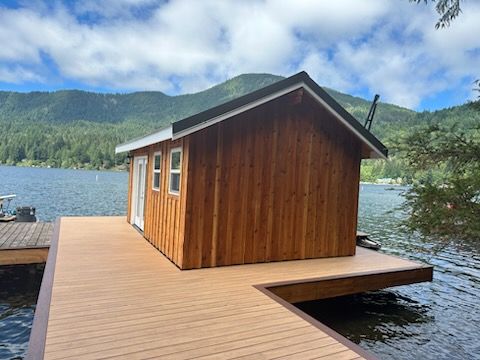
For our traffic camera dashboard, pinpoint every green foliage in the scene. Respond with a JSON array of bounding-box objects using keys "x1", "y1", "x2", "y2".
[
  {"x1": 399, "y1": 123, "x2": 480, "y2": 240},
  {"x1": 360, "y1": 157, "x2": 415, "y2": 184},
  {"x1": 0, "y1": 119, "x2": 151, "y2": 169},
  {"x1": 411, "y1": 0, "x2": 462, "y2": 28}
]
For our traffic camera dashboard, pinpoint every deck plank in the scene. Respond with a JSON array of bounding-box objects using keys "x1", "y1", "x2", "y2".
[
  {"x1": 29, "y1": 217, "x2": 432, "y2": 360},
  {"x1": 0, "y1": 222, "x2": 53, "y2": 249},
  {"x1": 1, "y1": 222, "x2": 21, "y2": 248},
  {"x1": 0, "y1": 222, "x2": 53, "y2": 265},
  {"x1": 0, "y1": 222, "x2": 18, "y2": 247},
  {"x1": 31, "y1": 222, "x2": 45, "y2": 246}
]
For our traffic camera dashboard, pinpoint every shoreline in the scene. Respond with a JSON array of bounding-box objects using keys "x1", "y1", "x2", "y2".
[
  {"x1": 360, "y1": 181, "x2": 406, "y2": 186},
  {"x1": 0, "y1": 163, "x2": 128, "y2": 172}
]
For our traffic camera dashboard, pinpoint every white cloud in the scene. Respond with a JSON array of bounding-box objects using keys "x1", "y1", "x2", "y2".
[
  {"x1": 298, "y1": 52, "x2": 353, "y2": 93},
  {"x1": 0, "y1": 65, "x2": 44, "y2": 83},
  {"x1": 0, "y1": 0, "x2": 478, "y2": 109},
  {"x1": 266, "y1": 0, "x2": 391, "y2": 44}
]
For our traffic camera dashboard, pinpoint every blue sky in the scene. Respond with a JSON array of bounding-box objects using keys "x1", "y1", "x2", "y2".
[{"x1": 0, "y1": 0, "x2": 479, "y2": 111}]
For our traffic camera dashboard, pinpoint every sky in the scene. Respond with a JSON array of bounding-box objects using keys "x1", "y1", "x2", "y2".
[{"x1": 0, "y1": 0, "x2": 479, "y2": 111}]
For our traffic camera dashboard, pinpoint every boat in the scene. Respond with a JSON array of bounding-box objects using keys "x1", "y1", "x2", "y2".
[
  {"x1": 0, "y1": 194, "x2": 37, "y2": 222},
  {"x1": 0, "y1": 194, "x2": 16, "y2": 222},
  {"x1": 356, "y1": 231, "x2": 382, "y2": 250}
]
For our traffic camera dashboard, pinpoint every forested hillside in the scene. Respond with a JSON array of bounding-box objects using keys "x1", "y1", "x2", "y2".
[
  {"x1": 0, "y1": 74, "x2": 288, "y2": 169},
  {"x1": 0, "y1": 73, "x2": 478, "y2": 181}
]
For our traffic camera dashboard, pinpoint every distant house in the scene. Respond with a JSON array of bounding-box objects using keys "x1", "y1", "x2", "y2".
[{"x1": 115, "y1": 71, "x2": 387, "y2": 270}]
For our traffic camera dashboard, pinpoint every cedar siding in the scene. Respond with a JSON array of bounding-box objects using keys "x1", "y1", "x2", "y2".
[
  {"x1": 182, "y1": 91, "x2": 361, "y2": 269},
  {"x1": 128, "y1": 90, "x2": 362, "y2": 269}
]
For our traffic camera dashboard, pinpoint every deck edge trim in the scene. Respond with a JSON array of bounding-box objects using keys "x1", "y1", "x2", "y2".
[
  {"x1": 0, "y1": 246, "x2": 50, "y2": 251},
  {"x1": 26, "y1": 217, "x2": 61, "y2": 360},
  {"x1": 258, "y1": 264, "x2": 433, "y2": 289},
  {"x1": 253, "y1": 284, "x2": 379, "y2": 360},
  {"x1": 253, "y1": 266, "x2": 433, "y2": 360}
]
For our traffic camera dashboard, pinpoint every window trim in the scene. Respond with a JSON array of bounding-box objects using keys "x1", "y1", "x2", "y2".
[
  {"x1": 168, "y1": 147, "x2": 182, "y2": 196},
  {"x1": 152, "y1": 151, "x2": 162, "y2": 191}
]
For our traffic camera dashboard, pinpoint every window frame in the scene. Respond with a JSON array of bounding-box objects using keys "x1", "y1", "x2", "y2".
[
  {"x1": 168, "y1": 147, "x2": 182, "y2": 196},
  {"x1": 152, "y1": 151, "x2": 162, "y2": 191}
]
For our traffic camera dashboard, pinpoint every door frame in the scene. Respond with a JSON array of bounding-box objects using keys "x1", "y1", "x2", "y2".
[{"x1": 131, "y1": 155, "x2": 148, "y2": 231}]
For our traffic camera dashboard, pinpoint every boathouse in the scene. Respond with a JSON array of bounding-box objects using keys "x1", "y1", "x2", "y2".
[
  {"x1": 28, "y1": 72, "x2": 433, "y2": 360},
  {"x1": 115, "y1": 71, "x2": 388, "y2": 270}
]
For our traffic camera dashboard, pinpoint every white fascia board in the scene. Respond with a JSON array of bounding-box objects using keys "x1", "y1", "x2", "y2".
[
  {"x1": 302, "y1": 85, "x2": 387, "y2": 160},
  {"x1": 115, "y1": 125, "x2": 172, "y2": 153},
  {"x1": 370, "y1": 150, "x2": 383, "y2": 159}
]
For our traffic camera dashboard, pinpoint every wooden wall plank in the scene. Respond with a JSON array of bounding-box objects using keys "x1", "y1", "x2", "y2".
[
  {"x1": 126, "y1": 158, "x2": 134, "y2": 223},
  {"x1": 182, "y1": 91, "x2": 362, "y2": 269},
  {"x1": 252, "y1": 108, "x2": 269, "y2": 263},
  {"x1": 177, "y1": 137, "x2": 189, "y2": 268},
  {"x1": 243, "y1": 115, "x2": 257, "y2": 264},
  {"x1": 210, "y1": 123, "x2": 224, "y2": 267},
  {"x1": 265, "y1": 112, "x2": 279, "y2": 263}
]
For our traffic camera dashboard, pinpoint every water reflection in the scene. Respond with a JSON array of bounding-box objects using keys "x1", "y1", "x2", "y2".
[
  {"x1": 0, "y1": 265, "x2": 44, "y2": 360},
  {"x1": 297, "y1": 291, "x2": 432, "y2": 341}
]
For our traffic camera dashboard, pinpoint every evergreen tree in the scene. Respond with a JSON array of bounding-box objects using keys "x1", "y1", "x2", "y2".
[
  {"x1": 400, "y1": 123, "x2": 480, "y2": 240},
  {"x1": 403, "y1": 0, "x2": 480, "y2": 240}
]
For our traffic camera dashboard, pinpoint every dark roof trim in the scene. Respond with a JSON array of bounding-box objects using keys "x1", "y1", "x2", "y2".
[{"x1": 172, "y1": 71, "x2": 388, "y2": 158}]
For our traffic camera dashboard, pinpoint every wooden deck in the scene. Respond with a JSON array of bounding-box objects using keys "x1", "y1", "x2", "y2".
[
  {"x1": 28, "y1": 217, "x2": 432, "y2": 360},
  {"x1": 0, "y1": 222, "x2": 53, "y2": 265}
]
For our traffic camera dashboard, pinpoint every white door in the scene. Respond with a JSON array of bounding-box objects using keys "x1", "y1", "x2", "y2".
[{"x1": 132, "y1": 156, "x2": 147, "y2": 231}]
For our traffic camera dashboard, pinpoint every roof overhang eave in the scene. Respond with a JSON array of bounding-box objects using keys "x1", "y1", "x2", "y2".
[{"x1": 114, "y1": 125, "x2": 173, "y2": 154}]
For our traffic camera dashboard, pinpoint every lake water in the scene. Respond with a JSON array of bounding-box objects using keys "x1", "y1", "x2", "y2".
[
  {"x1": 0, "y1": 265, "x2": 44, "y2": 360},
  {"x1": 0, "y1": 166, "x2": 128, "y2": 222},
  {"x1": 0, "y1": 165, "x2": 128, "y2": 359},
  {"x1": 0, "y1": 165, "x2": 479, "y2": 359},
  {"x1": 298, "y1": 184, "x2": 480, "y2": 360}
]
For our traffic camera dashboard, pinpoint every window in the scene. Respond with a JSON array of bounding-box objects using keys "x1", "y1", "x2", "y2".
[
  {"x1": 169, "y1": 147, "x2": 182, "y2": 195},
  {"x1": 152, "y1": 152, "x2": 161, "y2": 191}
]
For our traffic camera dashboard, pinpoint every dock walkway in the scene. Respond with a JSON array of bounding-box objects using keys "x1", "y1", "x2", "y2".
[
  {"x1": 29, "y1": 217, "x2": 432, "y2": 359},
  {"x1": 0, "y1": 222, "x2": 53, "y2": 265}
]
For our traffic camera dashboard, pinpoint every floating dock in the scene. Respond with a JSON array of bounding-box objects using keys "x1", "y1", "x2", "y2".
[
  {"x1": 0, "y1": 222, "x2": 53, "y2": 266},
  {"x1": 28, "y1": 217, "x2": 432, "y2": 359}
]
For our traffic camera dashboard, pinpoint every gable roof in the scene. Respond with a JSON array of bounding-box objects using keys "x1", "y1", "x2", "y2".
[{"x1": 115, "y1": 71, "x2": 388, "y2": 159}]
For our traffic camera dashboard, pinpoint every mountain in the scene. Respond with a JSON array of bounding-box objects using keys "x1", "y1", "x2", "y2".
[
  {"x1": 0, "y1": 73, "x2": 478, "y2": 172},
  {"x1": 0, "y1": 74, "x2": 415, "y2": 128},
  {"x1": 0, "y1": 74, "x2": 286, "y2": 125}
]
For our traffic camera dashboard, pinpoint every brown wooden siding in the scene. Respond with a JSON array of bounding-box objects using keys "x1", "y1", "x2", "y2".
[
  {"x1": 130, "y1": 139, "x2": 189, "y2": 267},
  {"x1": 126, "y1": 159, "x2": 134, "y2": 223},
  {"x1": 182, "y1": 93, "x2": 362, "y2": 269}
]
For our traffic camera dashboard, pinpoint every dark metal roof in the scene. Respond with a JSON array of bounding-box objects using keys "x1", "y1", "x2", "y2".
[{"x1": 173, "y1": 71, "x2": 388, "y2": 158}]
